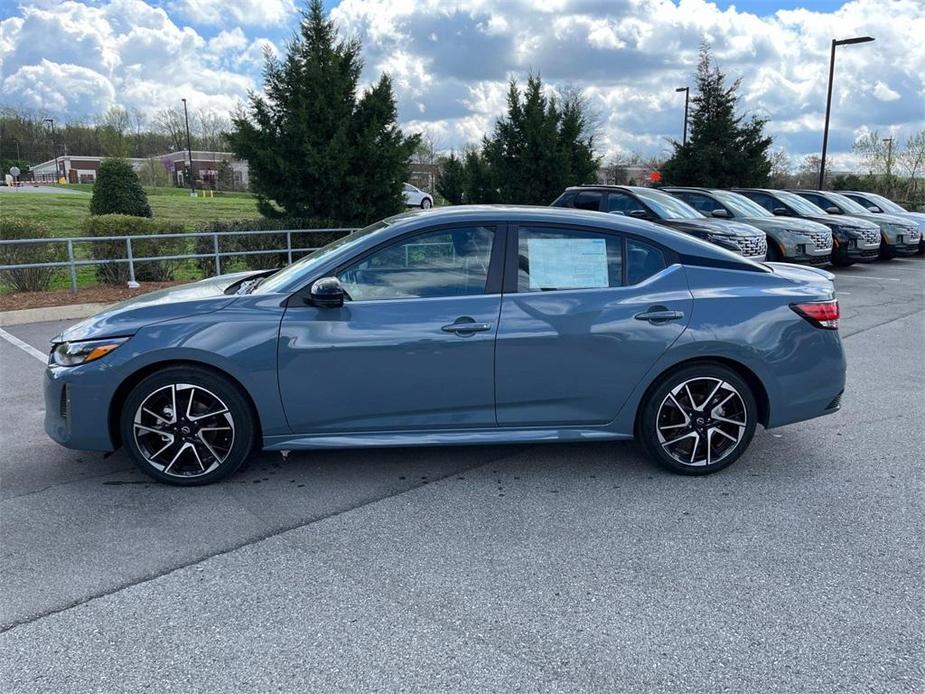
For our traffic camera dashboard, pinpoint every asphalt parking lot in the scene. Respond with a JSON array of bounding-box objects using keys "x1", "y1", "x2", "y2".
[{"x1": 1, "y1": 257, "x2": 923, "y2": 692}]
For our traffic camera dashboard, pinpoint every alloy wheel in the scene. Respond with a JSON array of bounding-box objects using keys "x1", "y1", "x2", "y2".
[
  {"x1": 133, "y1": 383, "x2": 235, "y2": 478},
  {"x1": 655, "y1": 377, "x2": 748, "y2": 467}
]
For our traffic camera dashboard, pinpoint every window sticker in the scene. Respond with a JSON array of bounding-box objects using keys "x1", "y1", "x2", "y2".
[{"x1": 527, "y1": 237, "x2": 609, "y2": 289}]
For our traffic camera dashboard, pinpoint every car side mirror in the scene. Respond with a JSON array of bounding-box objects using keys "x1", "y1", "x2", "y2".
[
  {"x1": 772, "y1": 207, "x2": 789, "y2": 216},
  {"x1": 867, "y1": 205, "x2": 882, "y2": 213},
  {"x1": 825, "y1": 206, "x2": 841, "y2": 214},
  {"x1": 710, "y1": 208, "x2": 730, "y2": 218},
  {"x1": 309, "y1": 277, "x2": 345, "y2": 308},
  {"x1": 628, "y1": 209, "x2": 650, "y2": 219}
]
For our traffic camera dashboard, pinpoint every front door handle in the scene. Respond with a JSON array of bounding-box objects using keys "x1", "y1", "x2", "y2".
[
  {"x1": 634, "y1": 307, "x2": 684, "y2": 324},
  {"x1": 441, "y1": 318, "x2": 492, "y2": 335}
]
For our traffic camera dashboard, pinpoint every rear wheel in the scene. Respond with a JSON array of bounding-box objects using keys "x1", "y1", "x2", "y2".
[
  {"x1": 120, "y1": 366, "x2": 256, "y2": 486},
  {"x1": 639, "y1": 363, "x2": 757, "y2": 475}
]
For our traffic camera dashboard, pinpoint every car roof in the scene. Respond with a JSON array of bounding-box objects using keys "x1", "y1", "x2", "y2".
[
  {"x1": 562, "y1": 185, "x2": 654, "y2": 194},
  {"x1": 661, "y1": 186, "x2": 729, "y2": 194}
]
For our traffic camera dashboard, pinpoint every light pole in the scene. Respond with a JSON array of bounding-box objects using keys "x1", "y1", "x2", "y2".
[
  {"x1": 818, "y1": 35, "x2": 875, "y2": 190},
  {"x1": 43, "y1": 118, "x2": 60, "y2": 183},
  {"x1": 181, "y1": 98, "x2": 196, "y2": 197},
  {"x1": 883, "y1": 136, "x2": 894, "y2": 195},
  {"x1": 675, "y1": 86, "x2": 690, "y2": 146}
]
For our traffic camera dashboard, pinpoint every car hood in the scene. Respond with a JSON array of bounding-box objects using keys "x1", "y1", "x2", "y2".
[
  {"x1": 663, "y1": 218, "x2": 760, "y2": 237},
  {"x1": 843, "y1": 212, "x2": 914, "y2": 228},
  {"x1": 54, "y1": 271, "x2": 260, "y2": 343},
  {"x1": 889, "y1": 211, "x2": 925, "y2": 231},
  {"x1": 803, "y1": 214, "x2": 879, "y2": 231},
  {"x1": 739, "y1": 216, "x2": 830, "y2": 234}
]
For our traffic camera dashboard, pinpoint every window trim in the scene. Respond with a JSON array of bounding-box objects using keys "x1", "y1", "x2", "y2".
[
  {"x1": 288, "y1": 222, "x2": 508, "y2": 306},
  {"x1": 504, "y1": 222, "x2": 676, "y2": 294}
]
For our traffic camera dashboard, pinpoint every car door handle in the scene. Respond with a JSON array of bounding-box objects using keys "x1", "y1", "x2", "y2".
[
  {"x1": 441, "y1": 320, "x2": 492, "y2": 334},
  {"x1": 634, "y1": 307, "x2": 684, "y2": 324}
]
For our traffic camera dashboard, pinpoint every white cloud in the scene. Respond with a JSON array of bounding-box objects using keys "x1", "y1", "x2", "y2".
[
  {"x1": 0, "y1": 0, "x2": 922, "y2": 167},
  {"x1": 170, "y1": 0, "x2": 296, "y2": 28}
]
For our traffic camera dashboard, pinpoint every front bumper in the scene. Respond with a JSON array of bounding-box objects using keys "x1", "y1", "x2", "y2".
[
  {"x1": 836, "y1": 237, "x2": 880, "y2": 263},
  {"x1": 44, "y1": 365, "x2": 117, "y2": 451}
]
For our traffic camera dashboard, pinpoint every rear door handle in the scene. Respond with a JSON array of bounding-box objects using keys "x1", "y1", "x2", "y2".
[
  {"x1": 634, "y1": 308, "x2": 684, "y2": 324},
  {"x1": 441, "y1": 320, "x2": 492, "y2": 334}
]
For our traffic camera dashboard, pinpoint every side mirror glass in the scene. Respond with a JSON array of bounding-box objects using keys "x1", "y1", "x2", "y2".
[
  {"x1": 868, "y1": 205, "x2": 882, "y2": 213},
  {"x1": 628, "y1": 209, "x2": 650, "y2": 219},
  {"x1": 772, "y1": 207, "x2": 789, "y2": 216},
  {"x1": 825, "y1": 206, "x2": 841, "y2": 214},
  {"x1": 309, "y1": 277, "x2": 345, "y2": 308},
  {"x1": 710, "y1": 208, "x2": 730, "y2": 218}
]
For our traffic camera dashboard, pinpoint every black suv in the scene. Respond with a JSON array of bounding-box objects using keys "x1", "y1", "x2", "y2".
[
  {"x1": 551, "y1": 186, "x2": 767, "y2": 260},
  {"x1": 733, "y1": 188, "x2": 880, "y2": 266}
]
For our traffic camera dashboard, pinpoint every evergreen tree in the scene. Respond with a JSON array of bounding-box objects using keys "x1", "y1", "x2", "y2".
[
  {"x1": 462, "y1": 148, "x2": 499, "y2": 204},
  {"x1": 661, "y1": 44, "x2": 773, "y2": 187},
  {"x1": 436, "y1": 152, "x2": 466, "y2": 204},
  {"x1": 89, "y1": 159, "x2": 152, "y2": 218},
  {"x1": 471, "y1": 74, "x2": 599, "y2": 204},
  {"x1": 226, "y1": 0, "x2": 418, "y2": 225}
]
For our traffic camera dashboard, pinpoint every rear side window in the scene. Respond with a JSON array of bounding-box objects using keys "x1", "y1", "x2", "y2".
[
  {"x1": 517, "y1": 227, "x2": 622, "y2": 292},
  {"x1": 551, "y1": 191, "x2": 577, "y2": 208},
  {"x1": 574, "y1": 191, "x2": 603, "y2": 211},
  {"x1": 626, "y1": 238, "x2": 666, "y2": 284}
]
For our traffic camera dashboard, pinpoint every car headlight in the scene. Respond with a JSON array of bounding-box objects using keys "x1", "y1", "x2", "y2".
[{"x1": 52, "y1": 337, "x2": 128, "y2": 367}]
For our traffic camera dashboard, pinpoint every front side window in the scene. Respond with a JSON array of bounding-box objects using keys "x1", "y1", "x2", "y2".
[
  {"x1": 574, "y1": 191, "x2": 604, "y2": 211},
  {"x1": 798, "y1": 192, "x2": 834, "y2": 211},
  {"x1": 337, "y1": 226, "x2": 495, "y2": 301},
  {"x1": 678, "y1": 192, "x2": 723, "y2": 215},
  {"x1": 740, "y1": 191, "x2": 779, "y2": 213},
  {"x1": 606, "y1": 193, "x2": 649, "y2": 215},
  {"x1": 775, "y1": 190, "x2": 828, "y2": 216},
  {"x1": 517, "y1": 227, "x2": 622, "y2": 292}
]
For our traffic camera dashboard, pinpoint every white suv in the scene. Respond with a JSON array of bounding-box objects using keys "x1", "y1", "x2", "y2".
[{"x1": 402, "y1": 183, "x2": 433, "y2": 209}]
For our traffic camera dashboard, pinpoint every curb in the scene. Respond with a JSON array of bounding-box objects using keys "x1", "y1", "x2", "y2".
[{"x1": 0, "y1": 303, "x2": 111, "y2": 327}]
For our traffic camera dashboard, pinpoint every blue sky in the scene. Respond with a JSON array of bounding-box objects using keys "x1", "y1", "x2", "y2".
[{"x1": 1, "y1": 0, "x2": 923, "y2": 170}]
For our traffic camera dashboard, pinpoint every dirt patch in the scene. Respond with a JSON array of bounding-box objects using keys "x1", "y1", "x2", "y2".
[{"x1": 0, "y1": 281, "x2": 190, "y2": 311}]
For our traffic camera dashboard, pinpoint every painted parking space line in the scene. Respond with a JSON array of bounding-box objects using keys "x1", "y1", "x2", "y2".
[
  {"x1": 838, "y1": 275, "x2": 902, "y2": 282},
  {"x1": 0, "y1": 327, "x2": 48, "y2": 364}
]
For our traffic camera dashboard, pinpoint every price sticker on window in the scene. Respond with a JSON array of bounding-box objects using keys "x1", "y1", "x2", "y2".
[{"x1": 527, "y1": 237, "x2": 609, "y2": 290}]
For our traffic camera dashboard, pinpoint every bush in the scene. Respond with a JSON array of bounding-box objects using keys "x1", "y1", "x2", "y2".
[
  {"x1": 83, "y1": 215, "x2": 187, "y2": 284},
  {"x1": 0, "y1": 218, "x2": 64, "y2": 292},
  {"x1": 194, "y1": 217, "x2": 351, "y2": 276},
  {"x1": 90, "y1": 159, "x2": 152, "y2": 217}
]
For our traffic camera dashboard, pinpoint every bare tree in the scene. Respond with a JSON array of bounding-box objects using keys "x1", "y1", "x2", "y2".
[
  {"x1": 897, "y1": 130, "x2": 925, "y2": 200},
  {"x1": 768, "y1": 149, "x2": 794, "y2": 188},
  {"x1": 98, "y1": 106, "x2": 130, "y2": 157},
  {"x1": 153, "y1": 107, "x2": 186, "y2": 151},
  {"x1": 197, "y1": 110, "x2": 230, "y2": 152}
]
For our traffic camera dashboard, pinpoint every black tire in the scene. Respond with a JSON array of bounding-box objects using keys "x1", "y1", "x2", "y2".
[
  {"x1": 421, "y1": 197, "x2": 432, "y2": 209},
  {"x1": 831, "y1": 250, "x2": 854, "y2": 267},
  {"x1": 120, "y1": 366, "x2": 257, "y2": 486},
  {"x1": 638, "y1": 363, "x2": 757, "y2": 475},
  {"x1": 765, "y1": 242, "x2": 782, "y2": 262}
]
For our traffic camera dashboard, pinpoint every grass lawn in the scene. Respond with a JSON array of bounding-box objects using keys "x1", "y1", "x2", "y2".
[{"x1": 1, "y1": 187, "x2": 259, "y2": 237}]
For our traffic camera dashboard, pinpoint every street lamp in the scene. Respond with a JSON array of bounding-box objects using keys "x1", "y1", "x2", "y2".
[
  {"x1": 43, "y1": 118, "x2": 60, "y2": 184},
  {"x1": 675, "y1": 86, "x2": 690, "y2": 146},
  {"x1": 181, "y1": 98, "x2": 196, "y2": 197},
  {"x1": 818, "y1": 35, "x2": 875, "y2": 190}
]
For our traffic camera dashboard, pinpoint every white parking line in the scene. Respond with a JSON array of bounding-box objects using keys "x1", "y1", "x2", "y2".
[
  {"x1": 0, "y1": 327, "x2": 48, "y2": 363},
  {"x1": 839, "y1": 276, "x2": 902, "y2": 282}
]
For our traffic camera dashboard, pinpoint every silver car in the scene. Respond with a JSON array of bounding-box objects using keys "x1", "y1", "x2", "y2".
[{"x1": 840, "y1": 191, "x2": 925, "y2": 254}]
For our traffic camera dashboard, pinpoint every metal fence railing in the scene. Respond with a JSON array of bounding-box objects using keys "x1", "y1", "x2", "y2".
[{"x1": 0, "y1": 228, "x2": 356, "y2": 292}]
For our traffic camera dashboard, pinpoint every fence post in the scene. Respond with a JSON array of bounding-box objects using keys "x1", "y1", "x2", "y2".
[
  {"x1": 66, "y1": 239, "x2": 77, "y2": 293},
  {"x1": 286, "y1": 231, "x2": 293, "y2": 264},
  {"x1": 126, "y1": 237, "x2": 139, "y2": 288},
  {"x1": 213, "y1": 233, "x2": 221, "y2": 276}
]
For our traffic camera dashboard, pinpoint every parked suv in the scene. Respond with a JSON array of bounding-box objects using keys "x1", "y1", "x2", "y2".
[
  {"x1": 789, "y1": 190, "x2": 920, "y2": 259},
  {"x1": 734, "y1": 188, "x2": 880, "y2": 266},
  {"x1": 664, "y1": 187, "x2": 832, "y2": 266},
  {"x1": 551, "y1": 186, "x2": 767, "y2": 260},
  {"x1": 838, "y1": 191, "x2": 924, "y2": 255},
  {"x1": 402, "y1": 183, "x2": 433, "y2": 209}
]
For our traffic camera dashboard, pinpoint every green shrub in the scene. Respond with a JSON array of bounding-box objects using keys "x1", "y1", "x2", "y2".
[
  {"x1": 194, "y1": 218, "x2": 351, "y2": 276},
  {"x1": 83, "y1": 215, "x2": 187, "y2": 284},
  {"x1": 90, "y1": 159, "x2": 152, "y2": 217},
  {"x1": 0, "y1": 218, "x2": 64, "y2": 292}
]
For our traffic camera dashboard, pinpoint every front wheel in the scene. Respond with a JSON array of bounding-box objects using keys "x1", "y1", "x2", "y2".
[
  {"x1": 638, "y1": 364, "x2": 757, "y2": 475},
  {"x1": 421, "y1": 197, "x2": 432, "y2": 209},
  {"x1": 120, "y1": 366, "x2": 257, "y2": 485}
]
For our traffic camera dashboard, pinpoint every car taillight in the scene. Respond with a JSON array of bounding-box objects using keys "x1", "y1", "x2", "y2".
[{"x1": 791, "y1": 299, "x2": 839, "y2": 330}]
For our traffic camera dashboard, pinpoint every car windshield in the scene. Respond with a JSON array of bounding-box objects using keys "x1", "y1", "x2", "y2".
[
  {"x1": 775, "y1": 190, "x2": 828, "y2": 216},
  {"x1": 632, "y1": 188, "x2": 703, "y2": 219},
  {"x1": 857, "y1": 192, "x2": 906, "y2": 213},
  {"x1": 713, "y1": 191, "x2": 772, "y2": 217},
  {"x1": 256, "y1": 221, "x2": 389, "y2": 293},
  {"x1": 826, "y1": 192, "x2": 871, "y2": 215}
]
